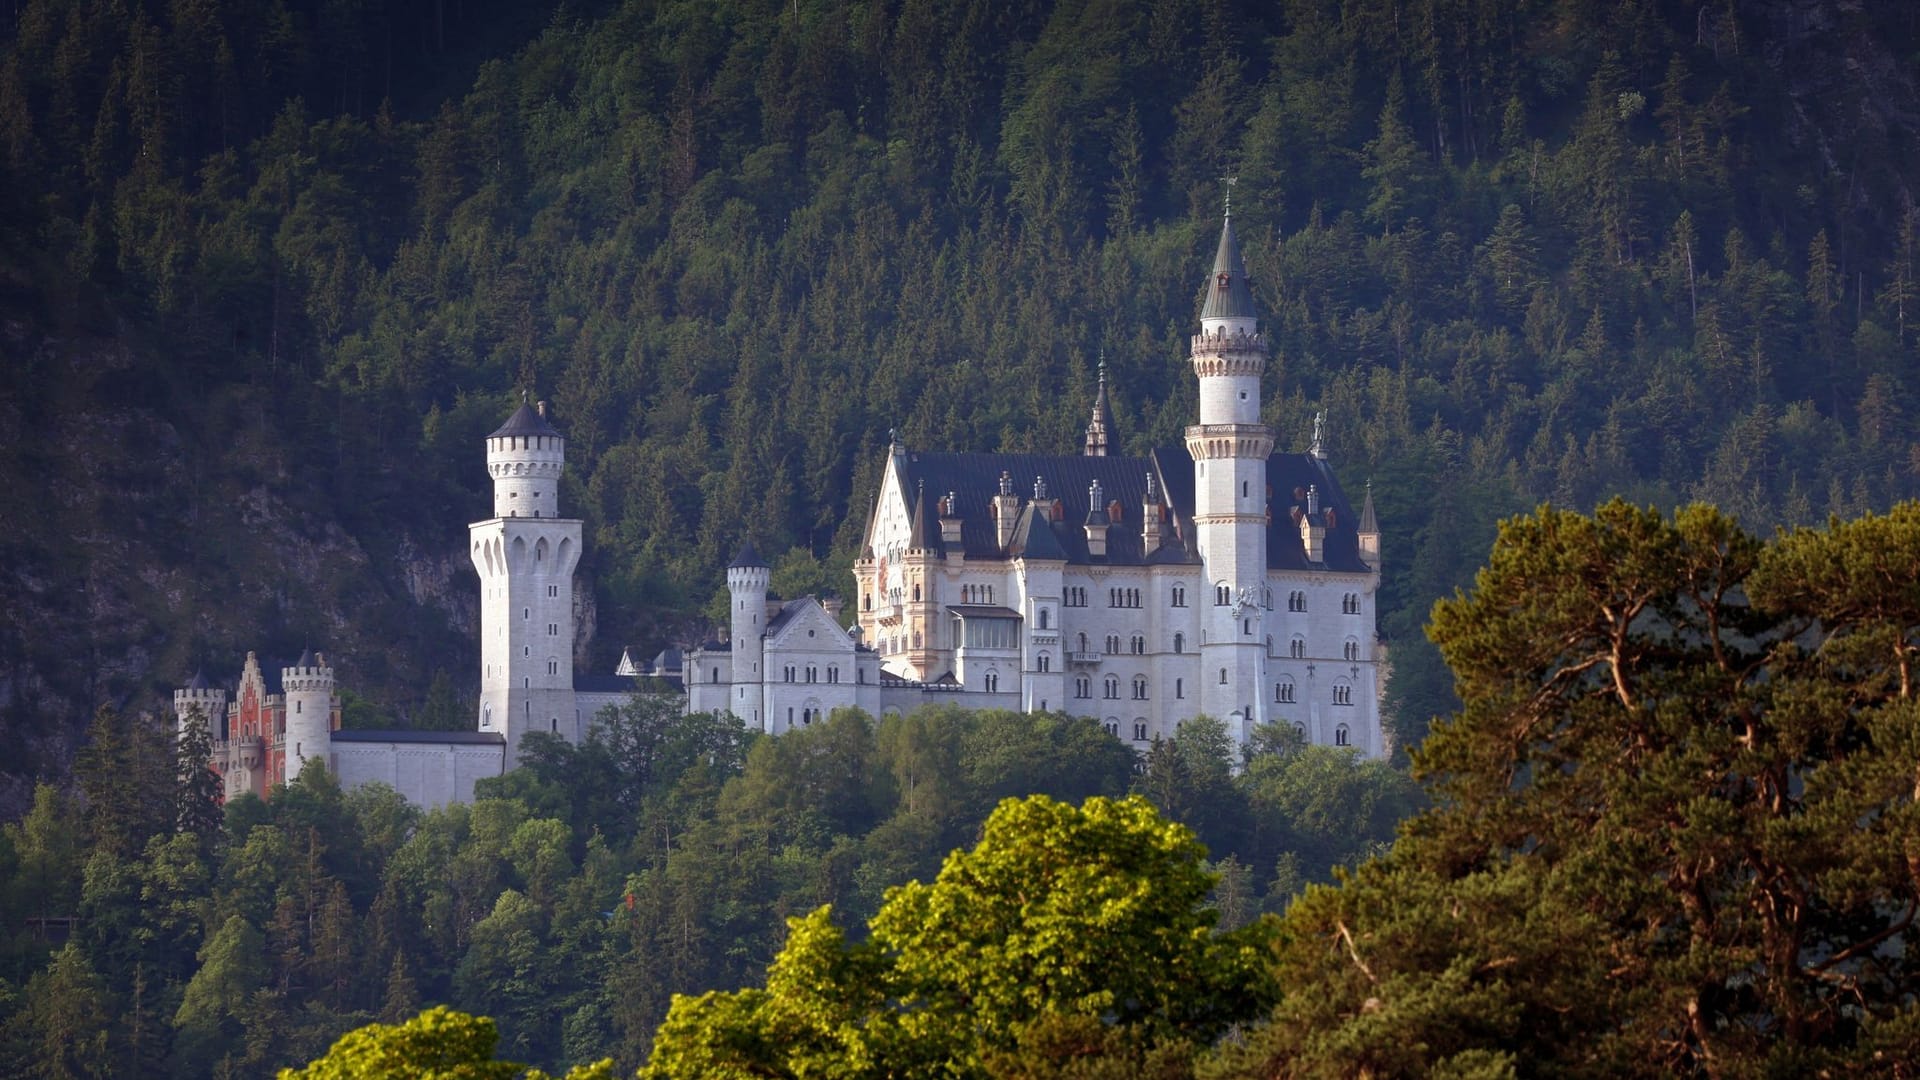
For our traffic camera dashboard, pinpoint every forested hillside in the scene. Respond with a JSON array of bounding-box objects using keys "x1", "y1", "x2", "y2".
[{"x1": 3, "y1": 0, "x2": 1919, "y2": 784}]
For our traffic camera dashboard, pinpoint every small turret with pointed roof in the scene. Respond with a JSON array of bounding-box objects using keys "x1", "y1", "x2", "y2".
[
  {"x1": 487, "y1": 392, "x2": 566, "y2": 519},
  {"x1": 1084, "y1": 353, "x2": 1113, "y2": 457},
  {"x1": 1084, "y1": 479, "x2": 1111, "y2": 558},
  {"x1": 1358, "y1": 479, "x2": 1381, "y2": 571}
]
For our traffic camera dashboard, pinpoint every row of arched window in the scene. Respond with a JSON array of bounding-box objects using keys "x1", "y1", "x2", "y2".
[
  {"x1": 1273, "y1": 679, "x2": 1356, "y2": 706},
  {"x1": 782, "y1": 664, "x2": 841, "y2": 684}
]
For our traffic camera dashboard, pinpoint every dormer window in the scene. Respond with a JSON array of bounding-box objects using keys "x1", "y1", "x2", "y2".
[{"x1": 1216, "y1": 272, "x2": 1230, "y2": 289}]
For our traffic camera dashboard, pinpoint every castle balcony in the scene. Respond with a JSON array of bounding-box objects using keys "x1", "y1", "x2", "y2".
[
  {"x1": 874, "y1": 601, "x2": 905, "y2": 625},
  {"x1": 1067, "y1": 650, "x2": 1102, "y2": 665}
]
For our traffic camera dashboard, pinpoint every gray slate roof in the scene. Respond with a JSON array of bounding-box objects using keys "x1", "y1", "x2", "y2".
[
  {"x1": 891, "y1": 447, "x2": 1371, "y2": 573},
  {"x1": 490, "y1": 401, "x2": 561, "y2": 439},
  {"x1": 1200, "y1": 216, "x2": 1258, "y2": 321}
]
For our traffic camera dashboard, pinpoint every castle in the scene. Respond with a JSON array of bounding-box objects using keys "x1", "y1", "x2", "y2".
[{"x1": 175, "y1": 212, "x2": 1384, "y2": 808}]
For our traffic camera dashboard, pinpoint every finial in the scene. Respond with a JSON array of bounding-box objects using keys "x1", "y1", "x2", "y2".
[
  {"x1": 998, "y1": 470, "x2": 1013, "y2": 496},
  {"x1": 1097, "y1": 348, "x2": 1107, "y2": 381},
  {"x1": 889, "y1": 427, "x2": 898, "y2": 448},
  {"x1": 1034, "y1": 475, "x2": 1048, "y2": 500},
  {"x1": 1221, "y1": 175, "x2": 1238, "y2": 217},
  {"x1": 1145, "y1": 472, "x2": 1158, "y2": 500}
]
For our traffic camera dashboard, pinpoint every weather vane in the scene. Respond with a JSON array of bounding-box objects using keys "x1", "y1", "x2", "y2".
[{"x1": 1221, "y1": 175, "x2": 1238, "y2": 216}]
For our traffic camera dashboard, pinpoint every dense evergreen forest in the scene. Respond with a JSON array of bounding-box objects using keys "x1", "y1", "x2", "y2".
[
  {"x1": 2, "y1": 0, "x2": 1918, "y2": 779},
  {"x1": 0, "y1": 700, "x2": 1414, "y2": 1074}
]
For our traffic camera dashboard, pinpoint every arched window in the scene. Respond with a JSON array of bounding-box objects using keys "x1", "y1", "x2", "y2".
[
  {"x1": 1333, "y1": 681, "x2": 1354, "y2": 705},
  {"x1": 1132, "y1": 721, "x2": 1147, "y2": 741},
  {"x1": 1078, "y1": 632, "x2": 1090, "y2": 654},
  {"x1": 1104, "y1": 675, "x2": 1120, "y2": 699},
  {"x1": 1216, "y1": 583, "x2": 1231, "y2": 605},
  {"x1": 1173, "y1": 632, "x2": 1184, "y2": 654},
  {"x1": 1132, "y1": 675, "x2": 1148, "y2": 700},
  {"x1": 1103, "y1": 719, "x2": 1119, "y2": 736},
  {"x1": 1335, "y1": 723, "x2": 1350, "y2": 747},
  {"x1": 1038, "y1": 607, "x2": 1050, "y2": 629},
  {"x1": 1275, "y1": 678, "x2": 1296, "y2": 703},
  {"x1": 1037, "y1": 653, "x2": 1052, "y2": 673},
  {"x1": 1130, "y1": 634, "x2": 1144, "y2": 655},
  {"x1": 985, "y1": 672, "x2": 999, "y2": 693},
  {"x1": 1344, "y1": 638, "x2": 1360, "y2": 661},
  {"x1": 1172, "y1": 584, "x2": 1187, "y2": 607},
  {"x1": 1175, "y1": 678, "x2": 1184, "y2": 699},
  {"x1": 1075, "y1": 676, "x2": 1091, "y2": 698},
  {"x1": 1219, "y1": 667, "x2": 1228, "y2": 684}
]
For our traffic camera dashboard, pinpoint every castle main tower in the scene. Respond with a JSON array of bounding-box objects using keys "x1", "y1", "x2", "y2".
[
  {"x1": 470, "y1": 398, "x2": 582, "y2": 762},
  {"x1": 1188, "y1": 213, "x2": 1273, "y2": 730}
]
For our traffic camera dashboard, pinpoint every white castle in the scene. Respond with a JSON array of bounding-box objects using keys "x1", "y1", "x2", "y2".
[{"x1": 175, "y1": 213, "x2": 1385, "y2": 808}]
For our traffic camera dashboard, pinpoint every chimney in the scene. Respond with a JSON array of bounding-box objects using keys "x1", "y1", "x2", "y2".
[
  {"x1": 940, "y1": 491, "x2": 963, "y2": 545},
  {"x1": 1084, "y1": 479, "x2": 1111, "y2": 558},
  {"x1": 1141, "y1": 472, "x2": 1163, "y2": 555},
  {"x1": 823, "y1": 596, "x2": 845, "y2": 621},
  {"x1": 1299, "y1": 484, "x2": 1326, "y2": 564},
  {"x1": 536, "y1": 400, "x2": 549, "y2": 420},
  {"x1": 992, "y1": 471, "x2": 1021, "y2": 551}
]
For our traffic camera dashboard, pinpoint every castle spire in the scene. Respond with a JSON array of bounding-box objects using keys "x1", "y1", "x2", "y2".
[
  {"x1": 1084, "y1": 351, "x2": 1113, "y2": 457},
  {"x1": 1200, "y1": 208, "x2": 1258, "y2": 324}
]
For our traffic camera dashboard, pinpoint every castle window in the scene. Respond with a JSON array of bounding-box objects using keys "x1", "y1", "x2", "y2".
[
  {"x1": 1037, "y1": 653, "x2": 1051, "y2": 673},
  {"x1": 1264, "y1": 587, "x2": 1273, "y2": 609},
  {"x1": 985, "y1": 672, "x2": 999, "y2": 693},
  {"x1": 1215, "y1": 584, "x2": 1231, "y2": 606},
  {"x1": 1103, "y1": 675, "x2": 1120, "y2": 699},
  {"x1": 1173, "y1": 633, "x2": 1184, "y2": 654},
  {"x1": 1290, "y1": 637, "x2": 1306, "y2": 659},
  {"x1": 1130, "y1": 635, "x2": 1144, "y2": 655},
  {"x1": 1104, "y1": 719, "x2": 1119, "y2": 737},
  {"x1": 1244, "y1": 619, "x2": 1252, "y2": 635},
  {"x1": 1333, "y1": 682, "x2": 1354, "y2": 706},
  {"x1": 1172, "y1": 585, "x2": 1186, "y2": 607},
  {"x1": 913, "y1": 583, "x2": 921, "y2": 601},
  {"x1": 1131, "y1": 676, "x2": 1148, "y2": 700},
  {"x1": 1289, "y1": 591, "x2": 1306, "y2": 612},
  {"x1": 806, "y1": 665, "x2": 817, "y2": 683},
  {"x1": 1075, "y1": 676, "x2": 1091, "y2": 698},
  {"x1": 1133, "y1": 721, "x2": 1147, "y2": 741},
  {"x1": 1038, "y1": 608, "x2": 1049, "y2": 629},
  {"x1": 711, "y1": 667, "x2": 719, "y2": 683},
  {"x1": 1105, "y1": 634, "x2": 1120, "y2": 654},
  {"x1": 1335, "y1": 723, "x2": 1350, "y2": 746},
  {"x1": 1344, "y1": 639, "x2": 1360, "y2": 661},
  {"x1": 1175, "y1": 678, "x2": 1184, "y2": 699},
  {"x1": 828, "y1": 666, "x2": 839, "y2": 684},
  {"x1": 548, "y1": 585, "x2": 558, "y2": 598},
  {"x1": 1219, "y1": 668, "x2": 1228, "y2": 684},
  {"x1": 1276, "y1": 679, "x2": 1296, "y2": 703},
  {"x1": 551, "y1": 718, "x2": 558, "y2": 732}
]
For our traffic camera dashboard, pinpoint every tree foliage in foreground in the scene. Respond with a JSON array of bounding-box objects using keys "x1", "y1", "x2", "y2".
[
  {"x1": 279, "y1": 1005, "x2": 612, "y2": 1080},
  {"x1": 643, "y1": 795, "x2": 1275, "y2": 1078},
  {"x1": 1217, "y1": 500, "x2": 1920, "y2": 1077}
]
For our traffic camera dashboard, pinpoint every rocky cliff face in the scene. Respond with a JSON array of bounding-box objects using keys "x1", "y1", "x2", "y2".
[{"x1": 0, "y1": 282, "x2": 483, "y2": 815}]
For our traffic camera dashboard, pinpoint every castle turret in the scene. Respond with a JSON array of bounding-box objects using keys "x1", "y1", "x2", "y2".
[
  {"x1": 488, "y1": 398, "x2": 565, "y2": 518},
  {"x1": 281, "y1": 648, "x2": 335, "y2": 781},
  {"x1": 992, "y1": 470, "x2": 1021, "y2": 552},
  {"x1": 727, "y1": 540, "x2": 770, "y2": 730},
  {"x1": 1084, "y1": 356, "x2": 1113, "y2": 457},
  {"x1": 173, "y1": 669, "x2": 227, "y2": 741},
  {"x1": 1188, "y1": 210, "x2": 1273, "y2": 735},
  {"x1": 1299, "y1": 484, "x2": 1327, "y2": 564},
  {"x1": 471, "y1": 396, "x2": 583, "y2": 761},
  {"x1": 1357, "y1": 480, "x2": 1380, "y2": 572}
]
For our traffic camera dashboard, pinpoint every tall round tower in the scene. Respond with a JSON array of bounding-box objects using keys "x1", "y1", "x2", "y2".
[
  {"x1": 727, "y1": 540, "x2": 770, "y2": 730},
  {"x1": 173, "y1": 669, "x2": 227, "y2": 740},
  {"x1": 1187, "y1": 212, "x2": 1273, "y2": 731},
  {"x1": 281, "y1": 648, "x2": 335, "y2": 781},
  {"x1": 471, "y1": 397, "x2": 583, "y2": 761}
]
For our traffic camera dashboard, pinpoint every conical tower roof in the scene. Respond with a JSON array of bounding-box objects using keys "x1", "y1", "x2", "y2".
[
  {"x1": 1200, "y1": 215, "x2": 1258, "y2": 321},
  {"x1": 1359, "y1": 481, "x2": 1379, "y2": 534},
  {"x1": 728, "y1": 539, "x2": 768, "y2": 569},
  {"x1": 490, "y1": 398, "x2": 560, "y2": 439}
]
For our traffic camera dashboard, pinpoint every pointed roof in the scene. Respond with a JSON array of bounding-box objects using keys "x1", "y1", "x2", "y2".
[
  {"x1": 908, "y1": 482, "x2": 943, "y2": 553},
  {"x1": 295, "y1": 647, "x2": 316, "y2": 669},
  {"x1": 490, "y1": 398, "x2": 560, "y2": 439},
  {"x1": 1200, "y1": 215, "x2": 1258, "y2": 321},
  {"x1": 1359, "y1": 481, "x2": 1379, "y2": 534},
  {"x1": 1084, "y1": 356, "x2": 1113, "y2": 456},
  {"x1": 729, "y1": 540, "x2": 768, "y2": 569},
  {"x1": 186, "y1": 668, "x2": 209, "y2": 691}
]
